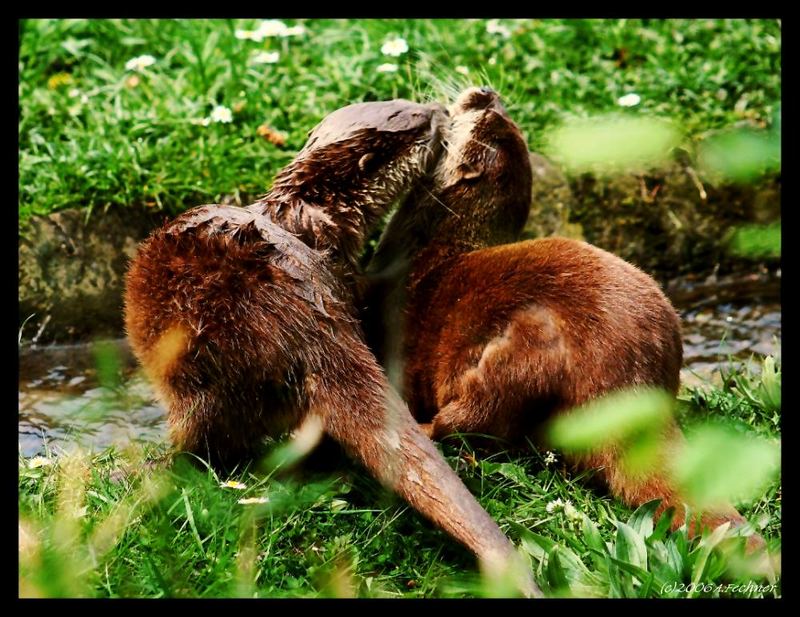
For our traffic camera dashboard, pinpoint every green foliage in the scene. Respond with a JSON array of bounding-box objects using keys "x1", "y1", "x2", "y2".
[
  {"x1": 727, "y1": 222, "x2": 781, "y2": 259},
  {"x1": 673, "y1": 425, "x2": 780, "y2": 508},
  {"x1": 19, "y1": 349, "x2": 782, "y2": 599},
  {"x1": 548, "y1": 387, "x2": 673, "y2": 452},
  {"x1": 19, "y1": 18, "x2": 781, "y2": 221},
  {"x1": 545, "y1": 115, "x2": 680, "y2": 174}
]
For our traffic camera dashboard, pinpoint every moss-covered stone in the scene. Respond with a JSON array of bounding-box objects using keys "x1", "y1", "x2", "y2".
[
  {"x1": 523, "y1": 152, "x2": 781, "y2": 280},
  {"x1": 19, "y1": 206, "x2": 168, "y2": 344}
]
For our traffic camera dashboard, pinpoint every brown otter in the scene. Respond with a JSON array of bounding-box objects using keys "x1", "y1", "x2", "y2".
[
  {"x1": 124, "y1": 99, "x2": 541, "y2": 597},
  {"x1": 362, "y1": 87, "x2": 763, "y2": 550}
]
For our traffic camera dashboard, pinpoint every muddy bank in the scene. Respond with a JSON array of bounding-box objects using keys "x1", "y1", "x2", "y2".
[
  {"x1": 524, "y1": 153, "x2": 780, "y2": 279},
  {"x1": 19, "y1": 207, "x2": 170, "y2": 344},
  {"x1": 19, "y1": 155, "x2": 780, "y2": 344}
]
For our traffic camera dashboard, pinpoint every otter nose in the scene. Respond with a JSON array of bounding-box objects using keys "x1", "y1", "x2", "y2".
[{"x1": 451, "y1": 86, "x2": 501, "y2": 114}]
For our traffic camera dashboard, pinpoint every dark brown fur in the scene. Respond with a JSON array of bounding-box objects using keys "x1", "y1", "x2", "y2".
[
  {"x1": 363, "y1": 88, "x2": 762, "y2": 551},
  {"x1": 124, "y1": 99, "x2": 540, "y2": 596}
]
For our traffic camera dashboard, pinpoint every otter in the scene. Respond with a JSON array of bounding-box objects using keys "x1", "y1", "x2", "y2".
[
  {"x1": 362, "y1": 87, "x2": 763, "y2": 550},
  {"x1": 124, "y1": 99, "x2": 541, "y2": 597}
]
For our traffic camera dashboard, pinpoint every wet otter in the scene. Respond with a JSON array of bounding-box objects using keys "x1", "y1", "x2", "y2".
[
  {"x1": 124, "y1": 99, "x2": 540, "y2": 597},
  {"x1": 363, "y1": 87, "x2": 762, "y2": 549}
]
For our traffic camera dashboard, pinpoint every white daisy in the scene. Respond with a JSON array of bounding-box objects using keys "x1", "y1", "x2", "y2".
[
  {"x1": 210, "y1": 105, "x2": 233, "y2": 124},
  {"x1": 220, "y1": 479, "x2": 247, "y2": 490},
  {"x1": 563, "y1": 501, "x2": 582, "y2": 521},
  {"x1": 617, "y1": 93, "x2": 641, "y2": 107},
  {"x1": 486, "y1": 19, "x2": 512, "y2": 38},
  {"x1": 238, "y1": 496, "x2": 270, "y2": 505},
  {"x1": 545, "y1": 498, "x2": 564, "y2": 513},
  {"x1": 28, "y1": 456, "x2": 53, "y2": 469},
  {"x1": 235, "y1": 29, "x2": 261, "y2": 41},
  {"x1": 381, "y1": 38, "x2": 409, "y2": 57},
  {"x1": 283, "y1": 25, "x2": 307, "y2": 37},
  {"x1": 253, "y1": 51, "x2": 280, "y2": 64},
  {"x1": 256, "y1": 19, "x2": 289, "y2": 39},
  {"x1": 125, "y1": 55, "x2": 156, "y2": 72}
]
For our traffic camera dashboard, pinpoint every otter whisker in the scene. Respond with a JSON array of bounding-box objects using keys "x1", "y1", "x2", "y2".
[{"x1": 421, "y1": 184, "x2": 461, "y2": 219}]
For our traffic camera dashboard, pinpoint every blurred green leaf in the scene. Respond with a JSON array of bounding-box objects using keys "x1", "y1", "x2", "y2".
[
  {"x1": 92, "y1": 340, "x2": 121, "y2": 390},
  {"x1": 728, "y1": 222, "x2": 781, "y2": 259},
  {"x1": 672, "y1": 425, "x2": 780, "y2": 508},
  {"x1": 546, "y1": 115, "x2": 681, "y2": 174},
  {"x1": 548, "y1": 388, "x2": 674, "y2": 452},
  {"x1": 698, "y1": 127, "x2": 780, "y2": 183}
]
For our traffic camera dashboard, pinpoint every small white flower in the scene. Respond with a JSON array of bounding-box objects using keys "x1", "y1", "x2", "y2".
[
  {"x1": 376, "y1": 63, "x2": 398, "y2": 73},
  {"x1": 617, "y1": 93, "x2": 641, "y2": 107},
  {"x1": 283, "y1": 25, "x2": 307, "y2": 37},
  {"x1": 253, "y1": 51, "x2": 280, "y2": 64},
  {"x1": 210, "y1": 105, "x2": 233, "y2": 124},
  {"x1": 544, "y1": 451, "x2": 557, "y2": 465},
  {"x1": 235, "y1": 29, "x2": 260, "y2": 41},
  {"x1": 256, "y1": 19, "x2": 289, "y2": 38},
  {"x1": 220, "y1": 479, "x2": 247, "y2": 490},
  {"x1": 125, "y1": 54, "x2": 156, "y2": 72},
  {"x1": 68, "y1": 88, "x2": 81, "y2": 98},
  {"x1": 455, "y1": 65, "x2": 469, "y2": 76},
  {"x1": 238, "y1": 496, "x2": 270, "y2": 505},
  {"x1": 486, "y1": 19, "x2": 512, "y2": 38},
  {"x1": 563, "y1": 500, "x2": 582, "y2": 521},
  {"x1": 28, "y1": 456, "x2": 53, "y2": 469},
  {"x1": 488, "y1": 56, "x2": 497, "y2": 66},
  {"x1": 381, "y1": 37, "x2": 409, "y2": 57},
  {"x1": 545, "y1": 498, "x2": 564, "y2": 514}
]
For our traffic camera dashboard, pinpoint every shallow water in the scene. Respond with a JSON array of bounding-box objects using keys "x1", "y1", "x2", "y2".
[{"x1": 18, "y1": 277, "x2": 781, "y2": 459}]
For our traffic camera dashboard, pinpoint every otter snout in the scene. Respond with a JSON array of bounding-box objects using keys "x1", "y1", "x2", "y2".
[{"x1": 449, "y1": 86, "x2": 508, "y2": 117}]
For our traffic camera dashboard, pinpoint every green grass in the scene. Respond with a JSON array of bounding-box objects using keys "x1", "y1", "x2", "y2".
[
  {"x1": 19, "y1": 18, "x2": 781, "y2": 221},
  {"x1": 19, "y1": 356, "x2": 781, "y2": 598}
]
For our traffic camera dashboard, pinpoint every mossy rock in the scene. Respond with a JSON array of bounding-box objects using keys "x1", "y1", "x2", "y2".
[
  {"x1": 523, "y1": 152, "x2": 781, "y2": 280},
  {"x1": 19, "y1": 206, "x2": 168, "y2": 344}
]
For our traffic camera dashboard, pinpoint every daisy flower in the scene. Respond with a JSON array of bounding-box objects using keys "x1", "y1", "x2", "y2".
[
  {"x1": 256, "y1": 19, "x2": 289, "y2": 38},
  {"x1": 238, "y1": 496, "x2": 270, "y2": 505},
  {"x1": 283, "y1": 25, "x2": 307, "y2": 37},
  {"x1": 253, "y1": 51, "x2": 280, "y2": 64},
  {"x1": 618, "y1": 93, "x2": 641, "y2": 107},
  {"x1": 210, "y1": 105, "x2": 233, "y2": 124},
  {"x1": 486, "y1": 19, "x2": 512, "y2": 38},
  {"x1": 125, "y1": 55, "x2": 156, "y2": 72},
  {"x1": 220, "y1": 479, "x2": 247, "y2": 490},
  {"x1": 381, "y1": 37, "x2": 409, "y2": 57},
  {"x1": 545, "y1": 498, "x2": 564, "y2": 513},
  {"x1": 28, "y1": 456, "x2": 53, "y2": 469}
]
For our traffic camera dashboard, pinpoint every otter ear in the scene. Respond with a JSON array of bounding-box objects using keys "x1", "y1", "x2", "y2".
[
  {"x1": 358, "y1": 153, "x2": 376, "y2": 172},
  {"x1": 457, "y1": 161, "x2": 484, "y2": 181}
]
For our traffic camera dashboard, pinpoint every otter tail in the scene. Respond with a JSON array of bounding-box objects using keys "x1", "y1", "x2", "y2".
[{"x1": 309, "y1": 334, "x2": 542, "y2": 598}]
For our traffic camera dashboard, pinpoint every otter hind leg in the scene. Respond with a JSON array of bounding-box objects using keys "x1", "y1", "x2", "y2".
[{"x1": 431, "y1": 305, "x2": 569, "y2": 440}]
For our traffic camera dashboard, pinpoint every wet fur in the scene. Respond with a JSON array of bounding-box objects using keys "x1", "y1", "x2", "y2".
[
  {"x1": 124, "y1": 99, "x2": 541, "y2": 596},
  {"x1": 363, "y1": 88, "x2": 759, "y2": 549}
]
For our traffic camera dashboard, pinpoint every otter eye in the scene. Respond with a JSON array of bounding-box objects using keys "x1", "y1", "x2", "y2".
[
  {"x1": 458, "y1": 161, "x2": 484, "y2": 181},
  {"x1": 358, "y1": 153, "x2": 376, "y2": 172}
]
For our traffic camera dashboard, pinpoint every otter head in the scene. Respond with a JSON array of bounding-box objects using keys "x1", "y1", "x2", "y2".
[
  {"x1": 371, "y1": 87, "x2": 531, "y2": 266},
  {"x1": 269, "y1": 100, "x2": 448, "y2": 253}
]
